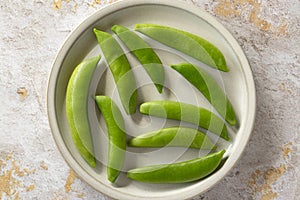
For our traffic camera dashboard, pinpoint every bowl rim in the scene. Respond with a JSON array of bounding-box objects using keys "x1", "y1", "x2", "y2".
[{"x1": 47, "y1": 0, "x2": 256, "y2": 199}]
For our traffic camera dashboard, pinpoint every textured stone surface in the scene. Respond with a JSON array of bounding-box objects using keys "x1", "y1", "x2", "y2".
[{"x1": 0, "y1": 0, "x2": 299, "y2": 199}]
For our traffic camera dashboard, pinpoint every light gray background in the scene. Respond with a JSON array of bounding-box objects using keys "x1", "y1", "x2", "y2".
[{"x1": 0, "y1": 0, "x2": 299, "y2": 199}]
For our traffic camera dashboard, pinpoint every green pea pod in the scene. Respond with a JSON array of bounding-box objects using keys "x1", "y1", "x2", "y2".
[
  {"x1": 171, "y1": 63, "x2": 237, "y2": 126},
  {"x1": 128, "y1": 127, "x2": 216, "y2": 149},
  {"x1": 66, "y1": 56, "x2": 100, "y2": 168},
  {"x1": 140, "y1": 101, "x2": 229, "y2": 140},
  {"x1": 95, "y1": 96, "x2": 126, "y2": 183},
  {"x1": 127, "y1": 149, "x2": 225, "y2": 183},
  {"x1": 135, "y1": 23, "x2": 228, "y2": 72},
  {"x1": 94, "y1": 28, "x2": 138, "y2": 114},
  {"x1": 111, "y1": 25, "x2": 164, "y2": 93}
]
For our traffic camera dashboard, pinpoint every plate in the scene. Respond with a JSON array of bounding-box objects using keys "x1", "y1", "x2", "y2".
[{"x1": 47, "y1": 0, "x2": 256, "y2": 199}]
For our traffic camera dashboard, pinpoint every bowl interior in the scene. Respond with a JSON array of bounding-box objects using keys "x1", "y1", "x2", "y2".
[{"x1": 48, "y1": 1, "x2": 255, "y2": 200}]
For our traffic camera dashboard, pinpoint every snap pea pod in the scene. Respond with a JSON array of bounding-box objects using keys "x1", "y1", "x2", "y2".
[
  {"x1": 171, "y1": 63, "x2": 237, "y2": 125},
  {"x1": 128, "y1": 127, "x2": 216, "y2": 149},
  {"x1": 111, "y1": 25, "x2": 164, "y2": 93},
  {"x1": 127, "y1": 149, "x2": 225, "y2": 183},
  {"x1": 95, "y1": 96, "x2": 126, "y2": 183},
  {"x1": 66, "y1": 56, "x2": 100, "y2": 168},
  {"x1": 94, "y1": 28, "x2": 138, "y2": 114},
  {"x1": 140, "y1": 101, "x2": 229, "y2": 140},
  {"x1": 135, "y1": 23, "x2": 228, "y2": 72}
]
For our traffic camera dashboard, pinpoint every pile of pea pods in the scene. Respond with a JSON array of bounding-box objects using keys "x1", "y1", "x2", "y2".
[{"x1": 66, "y1": 24, "x2": 237, "y2": 184}]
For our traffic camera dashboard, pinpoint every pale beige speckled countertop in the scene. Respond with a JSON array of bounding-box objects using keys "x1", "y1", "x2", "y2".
[{"x1": 0, "y1": 0, "x2": 299, "y2": 199}]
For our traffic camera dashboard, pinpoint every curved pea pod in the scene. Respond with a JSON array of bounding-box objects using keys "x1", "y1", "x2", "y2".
[
  {"x1": 127, "y1": 149, "x2": 225, "y2": 183},
  {"x1": 140, "y1": 101, "x2": 229, "y2": 141},
  {"x1": 66, "y1": 56, "x2": 100, "y2": 168},
  {"x1": 171, "y1": 63, "x2": 237, "y2": 125},
  {"x1": 94, "y1": 28, "x2": 138, "y2": 114},
  {"x1": 135, "y1": 23, "x2": 228, "y2": 72},
  {"x1": 95, "y1": 96, "x2": 126, "y2": 183},
  {"x1": 128, "y1": 127, "x2": 216, "y2": 150},
  {"x1": 111, "y1": 25, "x2": 164, "y2": 93}
]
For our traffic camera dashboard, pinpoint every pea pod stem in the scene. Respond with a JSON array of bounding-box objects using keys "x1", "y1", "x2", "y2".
[
  {"x1": 171, "y1": 63, "x2": 237, "y2": 125},
  {"x1": 129, "y1": 127, "x2": 216, "y2": 149},
  {"x1": 140, "y1": 101, "x2": 230, "y2": 141},
  {"x1": 94, "y1": 28, "x2": 138, "y2": 114},
  {"x1": 66, "y1": 56, "x2": 100, "y2": 168},
  {"x1": 95, "y1": 95, "x2": 127, "y2": 183},
  {"x1": 127, "y1": 150, "x2": 225, "y2": 183},
  {"x1": 135, "y1": 23, "x2": 228, "y2": 72},
  {"x1": 112, "y1": 25, "x2": 165, "y2": 93}
]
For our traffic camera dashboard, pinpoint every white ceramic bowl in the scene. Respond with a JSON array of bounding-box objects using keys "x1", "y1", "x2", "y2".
[{"x1": 47, "y1": 0, "x2": 256, "y2": 199}]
